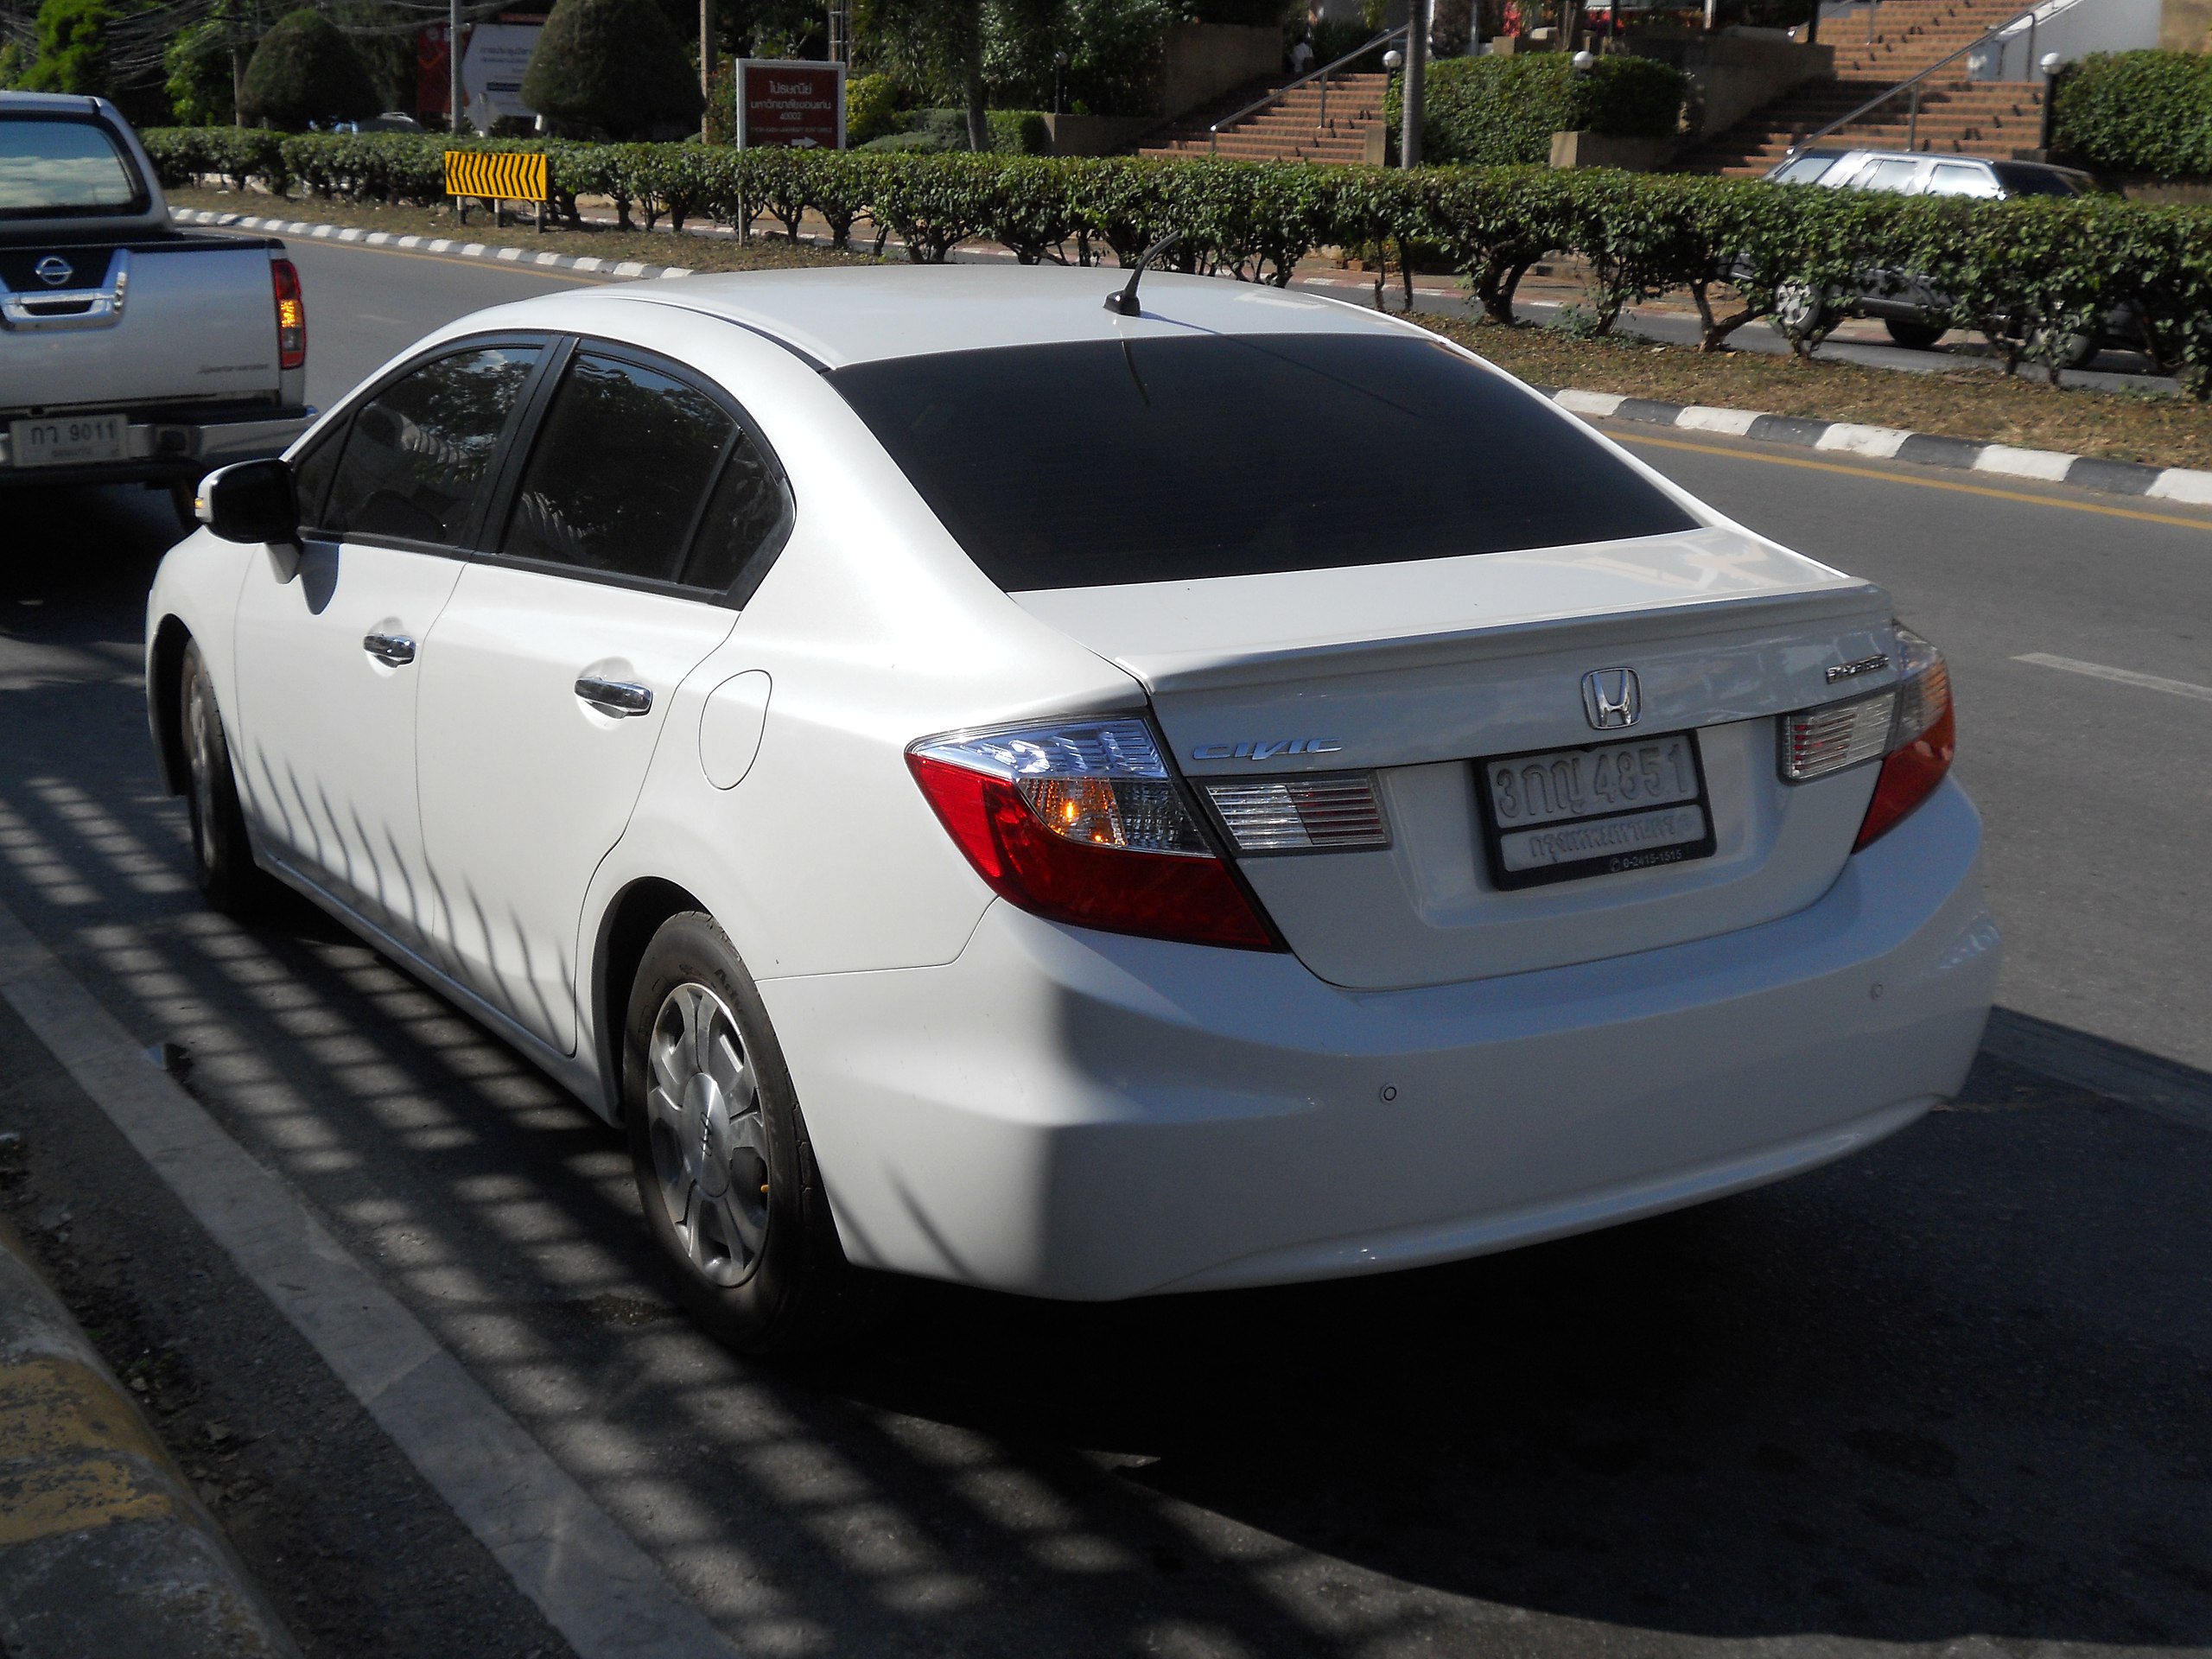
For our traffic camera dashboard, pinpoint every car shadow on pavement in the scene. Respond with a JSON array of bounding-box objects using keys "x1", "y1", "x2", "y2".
[{"x1": 3, "y1": 498, "x2": 2209, "y2": 1656}]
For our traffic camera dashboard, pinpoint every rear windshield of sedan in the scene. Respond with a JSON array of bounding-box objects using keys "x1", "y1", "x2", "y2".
[
  {"x1": 829, "y1": 333, "x2": 1697, "y2": 591},
  {"x1": 0, "y1": 116, "x2": 145, "y2": 217}
]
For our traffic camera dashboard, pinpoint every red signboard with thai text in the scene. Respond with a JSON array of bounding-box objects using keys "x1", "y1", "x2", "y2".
[{"x1": 737, "y1": 60, "x2": 846, "y2": 150}]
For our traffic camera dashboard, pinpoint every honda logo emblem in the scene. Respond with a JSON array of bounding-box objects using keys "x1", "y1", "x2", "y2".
[
  {"x1": 1581, "y1": 668, "x2": 1641, "y2": 731},
  {"x1": 33, "y1": 255, "x2": 73, "y2": 287}
]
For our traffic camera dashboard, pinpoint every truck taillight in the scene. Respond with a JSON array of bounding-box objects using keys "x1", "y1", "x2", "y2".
[
  {"x1": 271, "y1": 258, "x2": 305, "y2": 372},
  {"x1": 907, "y1": 718, "x2": 1280, "y2": 950},
  {"x1": 1780, "y1": 626, "x2": 1955, "y2": 851}
]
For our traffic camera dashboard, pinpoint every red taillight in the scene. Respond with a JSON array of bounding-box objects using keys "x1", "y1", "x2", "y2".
[
  {"x1": 907, "y1": 720, "x2": 1278, "y2": 951},
  {"x1": 271, "y1": 257, "x2": 306, "y2": 372},
  {"x1": 1855, "y1": 701, "x2": 1955, "y2": 850},
  {"x1": 1853, "y1": 624, "x2": 1954, "y2": 850}
]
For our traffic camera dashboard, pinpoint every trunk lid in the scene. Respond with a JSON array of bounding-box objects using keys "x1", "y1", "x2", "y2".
[
  {"x1": 1014, "y1": 525, "x2": 1900, "y2": 990},
  {"x1": 0, "y1": 234, "x2": 282, "y2": 414}
]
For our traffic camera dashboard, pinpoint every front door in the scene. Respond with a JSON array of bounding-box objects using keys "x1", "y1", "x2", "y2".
[
  {"x1": 229, "y1": 340, "x2": 546, "y2": 950},
  {"x1": 416, "y1": 346, "x2": 789, "y2": 1052}
]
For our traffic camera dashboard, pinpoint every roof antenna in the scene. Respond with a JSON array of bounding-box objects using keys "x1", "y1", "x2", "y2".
[{"x1": 1105, "y1": 230, "x2": 1182, "y2": 317}]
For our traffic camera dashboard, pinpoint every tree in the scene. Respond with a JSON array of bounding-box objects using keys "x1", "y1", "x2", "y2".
[
  {"x1": 238, "y1": 9, "x2": 378, "y2": 128},
  {"x1": 858, "y1": 0, "x2": 988, "y2": 150},
  {"x1": 165, "y1": 19, "x2": 236, "y2": 124},
  {"x1": 521, "y1": 0, "x2": 704, "y2": 141},
  {"x1": 18, "y1": 0, "x2": 119, "y2": 96}
]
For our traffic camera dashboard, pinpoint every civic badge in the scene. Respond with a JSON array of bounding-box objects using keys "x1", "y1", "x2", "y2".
[
  {"x1": 1581, "y1": 668, "x2": 1641, "y2": 731},
  {"x1": 33, "y1": 255, "x2": 73, "y2": 287}
]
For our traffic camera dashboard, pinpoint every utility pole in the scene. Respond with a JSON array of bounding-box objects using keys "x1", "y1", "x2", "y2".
[
  {"x1": 1399, "y1": 0, "x2": 1427, "y2": 168},
  {"x1": 448, "y1": 0, "x2": 462, "y2": 133},
  {"x1": 702, "y1": 0, "x2": 713, "y2": 140}
]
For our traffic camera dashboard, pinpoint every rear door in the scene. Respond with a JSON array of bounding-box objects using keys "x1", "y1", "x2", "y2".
[
  {"x1": 230, "y1": 338, "x2": 547, "y2": 948},
  {"x1": 415, "y1": 341, "x2": 793, "y2": 1052}
]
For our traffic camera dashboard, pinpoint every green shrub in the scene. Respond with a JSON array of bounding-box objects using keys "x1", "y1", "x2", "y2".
[
  {"x1": 135, "y1": 130, "x2": 2212, "y2": 396},
  {"x1": 988, "y1": 109, "x2": 1052, "y2": 153},
  {"x1": 238, "y1": 10, "x2": 378, "y2": 129},
  {"x1": 1395, "y1": 53, "x2": 1685, "y2": 164},
  {"x1": 521, "y1": 0, "x2": 704, "y2": 140},
  {"x1": 2051, "y1": 49, "x2": 2212, "y2": 178},
  {"x1": 846, "y1": 72, "x2": 900, "y2": 143}
]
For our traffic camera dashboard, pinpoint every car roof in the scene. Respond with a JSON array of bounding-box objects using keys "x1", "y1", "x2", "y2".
[
  {"x1": 533, "y1": 264, "x2": 1414, "y2": 371},
  {"x1": 0, "y1": 92, "x2": 110, "y2": 115}
]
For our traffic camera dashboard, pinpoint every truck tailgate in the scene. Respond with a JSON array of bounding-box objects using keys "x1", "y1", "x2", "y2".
[{"x1": 0, "y1": 234, "x2": 279, "y2": 413}]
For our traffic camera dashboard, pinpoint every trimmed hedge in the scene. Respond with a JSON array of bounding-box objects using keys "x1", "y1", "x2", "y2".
[
  {"x1": 2050, "y1": 50, "x2": 2212, "y2": 179},
  {"x1": 1389, "y1": 54, "x2": 1688, "y2": 166},
  {"x1": 142, "y1": 128, "x2": 2212, "y2": 396}
]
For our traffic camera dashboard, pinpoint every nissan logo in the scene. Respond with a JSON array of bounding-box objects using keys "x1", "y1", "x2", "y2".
[{"x1": 33, "y1": 255, "x2": 74, "y2": 287}]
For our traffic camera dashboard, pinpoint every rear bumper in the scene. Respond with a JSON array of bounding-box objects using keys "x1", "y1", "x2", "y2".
[
  {"x1": 764, "y1": 779, "x2": 1999, "y2": 1301},
  {"x1": 0, "y1": 406, "x2": 310, "y2": 489}
]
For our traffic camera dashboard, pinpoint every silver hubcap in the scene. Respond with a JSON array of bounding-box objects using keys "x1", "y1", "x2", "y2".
[{"x1": 645, "y1": 982, "x2": 769, "y2": 1287}]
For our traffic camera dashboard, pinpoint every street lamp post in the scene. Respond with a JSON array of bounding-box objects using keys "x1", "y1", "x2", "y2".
[
  {"x1": 2038, "y1": 49, "x2": 2062, "y2": 155},
  {"x1": 449, "y1": 0, "x2": 462, "y2": 135},
  {"x1": 1053, "y1": 49, "x2": 1069, "y2": 117},
  {"x1": 1398, "y1": 0, "x2": 1427, "y2": 168}
]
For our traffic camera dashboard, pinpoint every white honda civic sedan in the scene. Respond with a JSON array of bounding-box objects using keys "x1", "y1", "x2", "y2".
[{"x1": 146, "y1": 265, "x2": 1999, "y2": 1351}]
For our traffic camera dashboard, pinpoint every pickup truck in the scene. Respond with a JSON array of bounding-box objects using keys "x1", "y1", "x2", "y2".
[{"x1": 1, "y1": 92, "x2": 311, "y2": 524}]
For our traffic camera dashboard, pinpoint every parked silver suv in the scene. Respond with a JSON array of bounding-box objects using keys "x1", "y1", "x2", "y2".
[{"x1": 1763, "y1": 147, "x2": 2125, "y2": 364}]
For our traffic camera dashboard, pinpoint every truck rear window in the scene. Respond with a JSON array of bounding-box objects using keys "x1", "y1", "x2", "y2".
[
  {"x1": 0, "y1": 116, "x2": 146, "y2": 217},
  {"x1": 829, "y1": 333, "x2": 1696, "y2": 592}
]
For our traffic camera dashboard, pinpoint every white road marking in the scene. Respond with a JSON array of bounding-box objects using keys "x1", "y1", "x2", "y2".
[
  {"x1": 2014, "y1": 652, "x2": 2212, "y2": 702},
  {"x1": 1675, "y1": 405, "x2": 1767, "y2": 435},
  {"x1": 1554, "y1": 389, "x2": 1625, "y2": 417},
  {"x1": 0, "y1": 897, "x2": 737, "y2": 1659},
  {"x1": 1973, "y1": 444, "x2": 2076, "y2": 482},
  {"x1": 1814, "y1": 423, "x2": 1911, "y2": 459}
]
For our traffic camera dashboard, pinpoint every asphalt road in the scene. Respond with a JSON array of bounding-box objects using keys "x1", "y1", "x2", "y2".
[{"x1": 0, "y1": 238, "x2": 2207, "y2": 1659}]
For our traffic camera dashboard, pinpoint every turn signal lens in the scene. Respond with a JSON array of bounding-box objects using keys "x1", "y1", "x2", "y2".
[
  {"x1": 1853, "y1": 625, "x2": 1954, "y2": 850},
  {"x1": 271, "y1": 257, "x2": 306, "y2": 371},
  {"x1": 908, "y1": 718, "x2": 1279, "y2": 950}
]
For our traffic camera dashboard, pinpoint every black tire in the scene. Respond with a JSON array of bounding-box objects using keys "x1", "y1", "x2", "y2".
[
  {"x1": 179, "y1": 640, "x2": 270, "y2": 916},
  {"x1": 1883, "y1": 318, "x2": 1947, "y2": 351},
  {"x1": 623, "y1": 912, "x2": 869, "y2": 1354}
]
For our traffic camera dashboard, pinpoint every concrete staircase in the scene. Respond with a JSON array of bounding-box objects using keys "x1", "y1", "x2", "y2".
[
  {"x1": 1688, "y1": 0, "x2": 2047, "y2": 174},
  {"x1": 1139, "y1": 72, "x2": 1389, "y2": 164}
]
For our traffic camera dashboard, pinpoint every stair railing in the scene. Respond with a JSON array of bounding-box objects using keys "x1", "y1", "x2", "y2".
[
  {"x1": 1209, "y1": 24, "x2": 1410, "y2": 154},
  {"x1": 1788, "y1": 0, "x2": 2049, "y2": 155}
]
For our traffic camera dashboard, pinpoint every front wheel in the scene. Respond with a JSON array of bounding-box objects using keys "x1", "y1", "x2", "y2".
[
  {"x1": 623, "y1": 912, "x2": 868, "y2": 1354},
  {"x1": 179, "y1": 640, "x2": 270, "y2": 916},
  {"x1": 1773, "y1": 281, "x2": 1829, "y2": 344}
]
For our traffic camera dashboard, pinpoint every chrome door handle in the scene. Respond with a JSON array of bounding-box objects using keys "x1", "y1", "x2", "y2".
[
  {"x1": 575, "y1": 676, "x2": 652, "y2": 717},
  {"x1": 364, "y1": 632, "x2": 416, "y2": 667}
]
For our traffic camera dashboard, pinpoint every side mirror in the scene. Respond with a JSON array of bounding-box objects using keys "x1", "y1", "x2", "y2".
[{"x1": 195, "y1": 457, "x2": 299, "y2": 544}]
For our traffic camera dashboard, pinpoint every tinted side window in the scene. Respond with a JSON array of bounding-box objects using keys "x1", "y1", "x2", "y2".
[
  {"x1": 290, "y1": 417, "x2": 347, "y2": 530},
  {"x1": 1993, "y1": 162, "x2": 2079, "y2": 197},
  {"x1": 1927, "y1": 162, "x2": 1999, "y2": 199},
  {"x1": 501, "y1": 353, "x2": 733, "y2": 583},
  {"x1": 1859, "y1": 158, "x2": 1923, "y2": 194},
  {"x1": 1770, "y1": 155, "x2": 1834, "y2": 185},
  {"x1": 682, "y1": 429, "x2": 792, "y2": 597},
  {"x1": 324, "y1": 345, "x2": 540, "y2": 547}
]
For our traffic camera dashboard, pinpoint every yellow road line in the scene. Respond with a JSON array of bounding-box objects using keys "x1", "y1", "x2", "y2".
[
  {"x1": 0, "y1": 1356, "x2": 177, "y2": 1545},
  {"x1": 1615, "y1": 430, "x2": 2212, "y2": 532}
]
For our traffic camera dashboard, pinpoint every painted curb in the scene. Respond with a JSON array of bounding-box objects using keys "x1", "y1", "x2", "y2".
[
  {"x1": 0, "y1": 1209, "x2": 299, "y2": 1658},
  {"x1": 175, "y1": 207, "x2": 2212, "y2": 507},
  {"x1": 1542, "y1": 386, "x2": 2212, "y2": 505}
]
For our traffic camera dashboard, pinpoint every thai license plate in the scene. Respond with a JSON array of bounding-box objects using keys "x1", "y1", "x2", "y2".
[
  {"x1": 10, "y1": 413, "x2": 127, "y2": 468},
  {"x1": 1477, "y1": 729, "x2": 1716, "y2": 890}
]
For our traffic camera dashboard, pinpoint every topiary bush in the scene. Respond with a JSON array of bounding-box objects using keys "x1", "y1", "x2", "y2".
[
  {"x1": 238, "y1": 10, "x2": 378, "y2": 130},
  {"x1": 2050, "y1": 49, "x2": 2212, "y2": 179},
  {"x1": 521, "y1": 0, "x2": 704, "y2": 141},
  {"x1": 846, "y1": 72, "x2": 901, "y2": 143},
  {"x1": 1395, "y1": 52, "x2": 1686, "y2": 164}
]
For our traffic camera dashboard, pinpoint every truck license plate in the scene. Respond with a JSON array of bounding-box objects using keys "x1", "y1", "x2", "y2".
[
  {"x1": 1477, "y1": 729, "x2": 1716, "y2": 890},
  {"x1": 10, "y1": 413, "x2": 127, "y2": 468}
]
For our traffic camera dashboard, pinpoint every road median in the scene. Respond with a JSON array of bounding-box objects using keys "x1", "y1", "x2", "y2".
[{"x1": 0, "y1": 1206, "x2": 297, "y2": 1658}]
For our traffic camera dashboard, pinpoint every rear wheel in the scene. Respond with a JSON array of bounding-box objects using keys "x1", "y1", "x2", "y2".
[
  {"x1": 623, "y1": 912, "x2": 868, "y2": 1353},
  {"x1": 2027, "y1": 326, "x2": 2099, "y2": 372},
  {"x1": 1772, "y1": 281, "x2": 1830, "y2": 346},
  {"x1": 1882, "y1": 318, "x2": 1946, "y2": 351},
  {"x1": 179, "y1": 640, "x2": 270, "y2": 916}
]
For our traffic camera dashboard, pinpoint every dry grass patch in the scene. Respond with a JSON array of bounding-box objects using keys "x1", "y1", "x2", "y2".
[
  {"x1": 1418, "y1": 313, "x2": 2212, "y2": 474},
  {"x1": 168, "y1": 187, "x2": 871, "y2": 275}
]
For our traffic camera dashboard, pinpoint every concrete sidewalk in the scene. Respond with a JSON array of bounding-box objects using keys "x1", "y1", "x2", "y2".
[{"x1": 0, "y1": 1204, "x2": 298, "y2": 1658}]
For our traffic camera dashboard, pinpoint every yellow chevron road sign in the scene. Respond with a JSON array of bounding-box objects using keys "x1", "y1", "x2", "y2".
[{"x1": 443, "y1": 149, "x2": 549, "y2": 204}]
